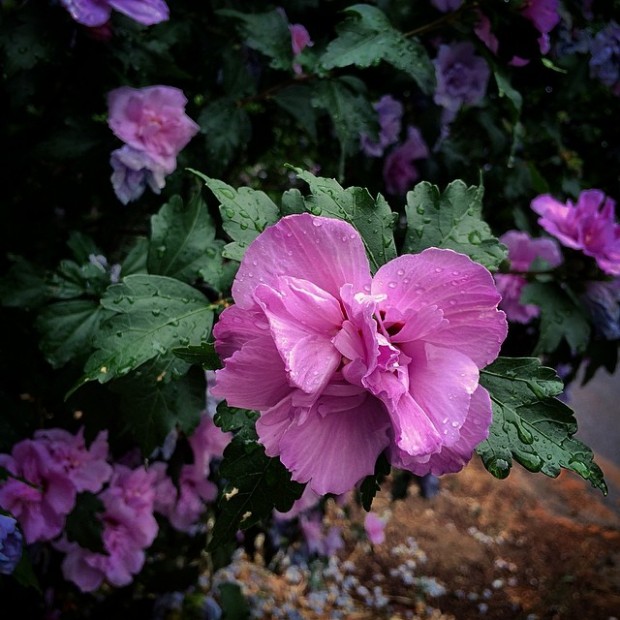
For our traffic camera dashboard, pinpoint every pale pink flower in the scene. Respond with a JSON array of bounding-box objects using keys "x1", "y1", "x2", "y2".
[
  {"x1": 495, "y1": 231, "x2": 563, "y2": 323},
  {"x1": 212, "y1": 214, "x2": 507, "y2": 496},
  {"x1": 532, "y1": 189, "x2": 620, "y2": 275},
  {"x1": 0, "y1": 441, "x2": 76, "y2": 543},
  {"x1": 188, "y1": 414, "x2": 232, "y2": 475},
  {"x1": 107, "y1": 85, "x2": 200, "y2": 169},
  {"x1": 289, "y1": 23, "x2": 313, "y2": 74},
  {"x1": 364, "y1": 511, "x2": 387, "y2": 545}
]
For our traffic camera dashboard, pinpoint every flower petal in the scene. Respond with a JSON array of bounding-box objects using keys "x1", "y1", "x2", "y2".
[
  {"x1": 372, "y1": 248, "x2": 507, "y2": 367},
  {"x1": 232, "y1": 214, "x2": 371, "y2": 310}
]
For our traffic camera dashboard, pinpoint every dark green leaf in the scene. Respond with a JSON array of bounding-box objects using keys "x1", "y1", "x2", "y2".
[
  {"x1": 289, "y1": 167, "x2": 398, "y2": 271},
  {"x1": 521, "y1": 281, "x2": 591, "y2": 354},
  {"x1": 214, "y1": 402, "x2": 259, "y2": 434},
  {"x1": 172, "y1": 341, "x2": 222, "y2": 370},
  {"x1": 273, "y1": 85, "x2": 318, "y2": 140},
  {"x1": 189, "y1": 170, "x2": 280, "y2": 261},
  {"x1": 403, "y1": 180, "x2": 507, "y2": 271},
  {"x1": 65, "y1": 492, "x2": 106, "y2": 554},
  {"x1": 120, "y1": 237, "x2": 149, "y2": 276},
  {"x1": 320, "y1": 4, "x2": 435, "y2": 94},
  {"x1": 0, "y1": 256, "x2": 50, "y2": 310},
  {"x1": 49, "y1": 260, "x2": 112, "y2": 300},
  {"x1": 359, "y1": 452, "x2": 391, "y2": 511},
  {"x1": 217, "y1": 582, "x2": 250, "y2": 620},
  {"x1": 66, "y1": 232, "x2": 101, "y2": 264},
  {"x1": 198, "y1": 99, "x2": 251, "y2": 176},
  {"x1": 75, "y1": 275, "x2": 213, "y2": 388},
  {"x1": 35, "y1": 300, "x2": 109, "y2": 368},
  {"x1": 217, "y1": 9, "x2": 293, "y2": 71},
  {"x1": 209, "y1": 437, "x2": 304, "y2": 549},
  {"x1": 478, "y1": 357, "x2": 607, "y2": 494},
  {"x1": 11, "y1": 553, "x2": 40, "y2": 592},
  {"x1": 148, "y1": 194, "x2": 228, "y2": 290}
]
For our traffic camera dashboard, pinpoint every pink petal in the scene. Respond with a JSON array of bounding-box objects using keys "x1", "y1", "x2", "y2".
[
  {"x1": 372, "y1": 249, "x2": 507, "y2": 368},
  {"x1": 256, "y1": 396, "x2": 296, "y2": 457},
  {"x1": 211, "y1": 339, "x2": 291, "y2": 409},
  {"x1": 213, "y1": 304, "x2": 269, "y2": 361},
  {"x1": 277, "y1": 394, "x2": 391, "y2": 495},
  {"x1": 232, "y1": 214, "x2": 371, "y2": 310}
]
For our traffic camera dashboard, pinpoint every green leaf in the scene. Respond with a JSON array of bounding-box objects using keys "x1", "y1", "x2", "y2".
[
  {"x1": 478, "y1": 357, "x2": 607, "y2": 494},
  {"x1": 189, "y1": 170, "x2": 280, "y2": 261},
  {"x1": 320, "y1": 4, "x2": 435, "y2": 94},
  {"x1": 273, "y1": 85, "x2": 318, "y2": 140},
  {"x1": 217, "y1": 9, "x2": 293, "y2": 71},
  {"x1": 311, "y1": 77, "x2": 377, "y2": 176},
  {"x1": 120, "y1": 237, "x2": 149, "y2": 276},
  {"x1": 111, "y1": 364, "x2": 206, "y2": 456},
  {"x1": 75, "y1": 275, "x2": 213, "y2": 389},
  {"x1": 35, "y1": 300, "x2": 109, "y2": 368},
  {"x1": 493, "y1": 66, "x2": 523, "y2": 116},
  {"x1": 0, "y1": 256, "x2": 50, "y2": 309},
  {"x1": 148, "y1": 194, "x2": 228, "y2": 290},
  {"x1": 198, "y1": 99, "x2": 251, "y2": 176},
  {"x1": 65, "y1": 492, "x2": 106, "y2": 554},
  {"x1": 172, "y1": 341, "x2": 222, "y2": 370},
  {"x1": 290, "y1": 167, "x2": 398, "y2": 271},
  {"x1": 49, "y1": 260, "x2": 112, "y2": 300},
  {"x1": 209, "y1": 436, "x2": 304, "y2": 549},
  {"x1": 358, "y1": 452, "x2": 391, "y2": 511},
  {"x1": 214, "y1": 402, "x2": 259, "y2": 434},
  {"x1": 11, "y1": 553, "x2": 40, "y2": 592},
  {"x1": 218, "y1": 582, "x2": 250, "y2": 620},
  {"x1": 403, "y1": 180, "x2": 507, "y2": 271},
  {"x1": 521, "y1": 282, "x2": 591, "y2": 354}
]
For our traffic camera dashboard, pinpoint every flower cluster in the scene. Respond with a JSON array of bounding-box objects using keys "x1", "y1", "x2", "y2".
[
  {"x1": 532, "y1": 189, "x2": 620, "y2": 276},
  {"x1": 108, "y1": 85, "x2": 200, "y2": 204},
  {"x1": 60, "y1": 0, "x2": 169, "y2": 28},
  {"x1": 0, "y1": 415, "x2": 230, "y2": 591},
  {"x1": 213, "y1": 214, "x2": 507, "y2": 496}
]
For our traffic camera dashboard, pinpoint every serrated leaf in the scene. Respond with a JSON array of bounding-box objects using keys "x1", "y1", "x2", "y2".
[
  {"x1": 289, "y1": 167, "x2": 398, "y2": 271},
  {"x1": 217, "y1": 9, "x2": 293, "y2": 71},
  {"x1": 320, "y1": 4, "x2": 435, "y2": 94},
  {"x1": 198, "y1": 99, "x2": 251, "y2": 176},
  {"x1": 521, "y1": 281, "x2": 591, "y2": 355},
  {"x1": 111, "y1": 364, "x2": 205, "y2": 456},
  {"x1": 311, "y1": 78, "x2": 377, "y2": 176},
  {"x1": 189, "y1": 170, "x2": 280, "y2": 255},
  {"x1": 478, "y1": 357, "x2": 607, "y2": 494},
  {"x1": 403, "y1": 180, "x2": 507, "y2": 270},
  {"x1": 148, "y1": 194, "x2": 228, "y2": 290},
  {"x1": 273, "y1": 85, "x2": 318, "y2": 140},
  {"x1": 209, "y1": 436, "x2": 304, "y2": 549},
  {"x1": 65, "y1": 492, "x2": 106, "y2": 554},
  {"x1": 35, "y1": 300, "x2": 109, "y2": 368},
  {"x1": 75, "y1": 275, "x2": 213, "y2": 389},
  {"x1": 49, "y1": 260, "x2": 112, "y2": 300},
  {"x1": 214, "y1": 402, "x2": 259, "y2": 434},
  {"x1": 172, "y1": 341, "x2": 222, "y2": 370}
]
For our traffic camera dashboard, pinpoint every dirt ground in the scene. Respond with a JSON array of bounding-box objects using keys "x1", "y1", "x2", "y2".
[{"x1": 225, "y1": 454, "x2": 620, "y2": 620}]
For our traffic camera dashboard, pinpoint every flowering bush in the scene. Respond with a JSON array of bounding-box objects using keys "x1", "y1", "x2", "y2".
[{"x1": 1, "y1": 0, "x2": 619, "y2": 615}]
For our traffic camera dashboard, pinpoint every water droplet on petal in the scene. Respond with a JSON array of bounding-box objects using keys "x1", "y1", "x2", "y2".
[{"x1": 388, "y1": 281, "x2": 397, "y2": 289}]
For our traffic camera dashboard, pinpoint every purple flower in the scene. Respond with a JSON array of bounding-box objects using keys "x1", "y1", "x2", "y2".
[
  {"x1": 0, "y1": 514, "x2": 23, "y2": 575},
  {"x1": 107, "y1": 86, "x2": 200, "y2": 170},
  {"x1": 212, "y1": 214, "x2": 507, "y2": 495},
  {"x1": 289, "y1": 23, "x2": 313, "y2": 75},
  {"x1": 60, "y1": 0, "x2": 169, "y2": 28},
  {"x1": 581, "y1": 279, "x2": 620, "y2": 340},
  {"x1": 431, "y1": 0, "x2": 462, "y2": 11},
  {"x1": 494, "y1": 231, "x2": 563, "y2": 324},
  {"x1": 360, "y1": 95, "x2": 404, "y2": 158},
  {"x1": 383, "y1": 126, "x2": 428, "y2": 195},
  {"x1": 300, "y1": 515, "x2": 344, "y2": 557},
  {"x1": 521, "y1": 0, "x2": 561, "y2": 54},
  {"x1": 364, "y1": 511, "x2": 386, "y2": 545},
  {"x1": 433, "y1": 41, "x2": 490, "y2": 113},
  {"x1": 589, "y1": 22, "x2": 620, "y2": 95},
  {"x1": 110, "y1": 145, "x2": 170, "y2": 204},
  {"x1": 532, "y1": 189, "x2": 620, "y2": 276}
]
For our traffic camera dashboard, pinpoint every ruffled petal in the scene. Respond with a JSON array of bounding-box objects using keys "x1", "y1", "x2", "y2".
[
  {"x1": 277, "y1": 394, "x2": 390, "y2": 495},
  {"x1": 232, "y1": 214, "x2": 371, "y2": 310},
  {"x1": 213, "y1": 304, "x2": 270, "y2": 361},
  {"x1": 211, "y1": 339, "x2": 291, "y2": 410},
  {"x1": 372, "y1": 248, "x2": 507, "y2": 367}
]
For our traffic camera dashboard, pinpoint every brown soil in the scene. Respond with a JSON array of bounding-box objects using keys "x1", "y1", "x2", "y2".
[{"x1": 228, "y1": 455, "x2": 620, "y2": 619}]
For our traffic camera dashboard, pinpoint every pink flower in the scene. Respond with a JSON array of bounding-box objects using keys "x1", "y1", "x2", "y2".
[
  {"x1": 532, "y1": 189, "x2": 620, "y2": 275},
  {"x1": 364, "y1": 511, "x2": 387, "y2": 545},
  {"x1": 494, "y1": 231, "x2": 563, "y2": 323},
  {"x1": 59, "y1": 0, "x2": 169, "y2": 28},
  {"x1": 212, "y1": 214, "x2": 507, "y2": 495},
  {"x1": 383, "y1": 126, "x2": 429, "y2": 195},
  {"x1": 33, "y1": 428, "x2": 112, "y2": 494},
  {"x1": 289, "y1": 23, "x2": 313, "y2": 75},
  {"x1": 521, "y1": 0, "x2": 561, "y2": 54},
  {"x1": 0, "y1": 441, "x2": 76, "y2": 543},
  {"x1": 107, "y1": 85, "x2": 200, "y2": 169},
  {"x1": 188, "y1": 414, "x2": 232, "y2": 475}
]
